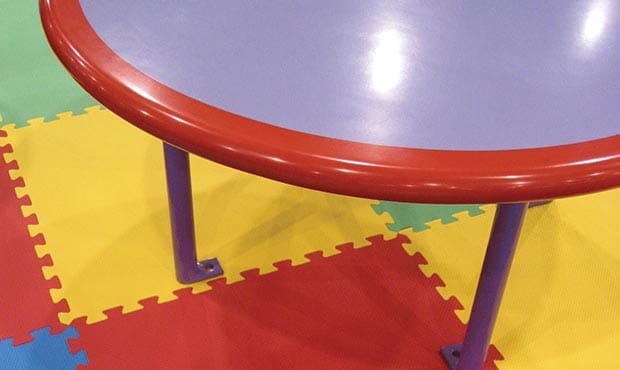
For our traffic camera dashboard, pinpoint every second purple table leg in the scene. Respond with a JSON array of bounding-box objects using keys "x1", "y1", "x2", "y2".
[
  {"x1": 163, "y1": 143, "x2": 224, "y2": 284},
  {"x1": 442, "y1": 203, "x2": 528, "y2": 370}
]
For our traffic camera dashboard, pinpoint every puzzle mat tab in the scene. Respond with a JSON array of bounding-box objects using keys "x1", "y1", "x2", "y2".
[
  {"x1": 0, "y1": 0, "x2": 99, "y2": 128},
  {"x1": 406, "y1": 190, "x2": 620, "y2": 369},
  {"x1": 3, "y1": 108, "x2": 393, "y2": 324}
]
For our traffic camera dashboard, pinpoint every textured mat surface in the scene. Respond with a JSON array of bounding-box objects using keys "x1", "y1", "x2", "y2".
[
  {"x1": 401, "y1": 191, "x2": 620, "y2": 369},
  {"x1": 2, "y1": 109, "x2": 394, "y2": 325},
  {"x1": 3, "y1": 108, "x2": 620, "y2": 368},
  {"x1": 68, "y1": 235, "x2": 501, "y2": 370}
]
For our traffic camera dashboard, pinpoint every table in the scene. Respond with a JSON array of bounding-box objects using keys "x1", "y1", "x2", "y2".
[{"x1": 40, "y1": 1, "x2": 620, "y2": 369}]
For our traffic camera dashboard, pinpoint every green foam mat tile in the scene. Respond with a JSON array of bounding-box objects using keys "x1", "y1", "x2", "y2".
[{"x1": 0, "y1": 0, "x2": 99, "y2": 128}]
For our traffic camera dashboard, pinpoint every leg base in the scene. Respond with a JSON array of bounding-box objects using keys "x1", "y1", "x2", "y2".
[
  {"x1": 441, "y1": 344, "x2": 462, "y2": 370},
  {"x1": 178, "y1": 257, "x2": 224, "y2": 284}
]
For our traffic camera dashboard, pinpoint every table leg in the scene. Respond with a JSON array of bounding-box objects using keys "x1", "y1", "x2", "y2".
[
  {"x1": 441, "y1": 203, "x2": 528, "y2": 370},
  {"x1": 163, "y1": 143, "x2": 224, "y2": 284}
]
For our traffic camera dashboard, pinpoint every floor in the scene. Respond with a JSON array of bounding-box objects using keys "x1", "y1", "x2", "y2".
[{"x1": 1, "y1": 2, "x2": 619, "y2": 369}]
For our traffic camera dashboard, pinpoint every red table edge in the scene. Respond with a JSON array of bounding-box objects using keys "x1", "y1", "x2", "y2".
[{"x1": 40, "y1": 0, "x2": 620, "y2": 204}]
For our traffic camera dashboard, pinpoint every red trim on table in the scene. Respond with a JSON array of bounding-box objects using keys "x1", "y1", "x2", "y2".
[{"x1": 40, "y1": 0, "x2": 620, "y2": 203}]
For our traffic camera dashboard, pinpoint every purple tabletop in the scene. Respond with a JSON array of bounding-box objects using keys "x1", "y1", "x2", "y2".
[{"x1": 79, "y1": 1, "x2": 619, "y2": 150}]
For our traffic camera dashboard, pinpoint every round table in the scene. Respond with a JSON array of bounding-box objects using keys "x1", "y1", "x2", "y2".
[{"x1": 40, "y1": 1, "x2": 620, "y2": 369}]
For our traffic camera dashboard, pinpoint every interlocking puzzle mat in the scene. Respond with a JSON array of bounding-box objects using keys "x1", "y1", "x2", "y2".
[
  {"x1": 371, "y1": 202, "x2": 485, "y2": 233},
  {"x1": 0, "y1": 327, "x2": 86, "y2": 370},
  {"x1": 0, "y1": 129, "x2": 67, "y2": 344},
  {"x1": 388, "y1": 190, "x2": 620, "y2": 369},
  {"x1": 68, "y1": 235, "x2": 500, "y2": 369},
  {"x1": 3, "y1": 114, "x2": 502, "y2": 367},
  {"x1": 2, "y1": 130, "x2": 501, "y2": 368},
  {"x1": 1, "y1": 108, "x2": 394, "y2": 325},
  {"x1": 4, "y1": 104, "x2": 619, "y2": 368},
  {"x1": 0, "y1": 0, "x2": 98, "y2": 128}
]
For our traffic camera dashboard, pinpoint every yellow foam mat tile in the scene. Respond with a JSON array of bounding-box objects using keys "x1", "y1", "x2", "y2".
[
  {"x1": 4, "y1": 108, "x2": 393, "y2": 324},
  {"x1": 405, "y1": 190, "x2": 620, "y2": 369}
]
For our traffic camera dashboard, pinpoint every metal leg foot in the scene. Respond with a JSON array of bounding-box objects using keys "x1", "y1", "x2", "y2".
[
  {"x1": 163, "y1": 143, "x2": 224, "y2": 284},
  {"x1": 442, "y1": 203, "x2": 528, "y2": 370},
  {"x1": 441, "y1": 344, "x2": 463, "y2": 369}
]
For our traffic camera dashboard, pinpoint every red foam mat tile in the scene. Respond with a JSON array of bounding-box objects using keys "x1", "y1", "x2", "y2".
[
  {"x1": 0, "y1": 132, "x2": 67, "y2": 344},
  {"x1": 71, "y1": 234, "x2": 501, "y2": 369}
]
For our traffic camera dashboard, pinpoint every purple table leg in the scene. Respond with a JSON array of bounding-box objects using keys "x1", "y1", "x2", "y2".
[
  {"x1": 441, "y1": 203, "x2": 528, "y2": 370},
  {"x1": 163, "y1": 143, "x2": 224, "y2": 284}
]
